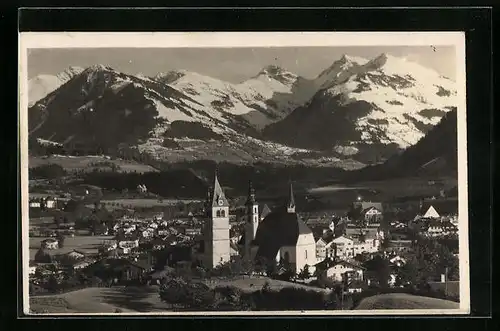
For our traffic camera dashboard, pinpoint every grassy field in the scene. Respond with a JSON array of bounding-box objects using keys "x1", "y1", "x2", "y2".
[
  {"x1": 29, "y1": 286, "x2": 166, "y2": 314},
  {"x1": 29, "y1": 155, "x2": 158, "y2": 174},
  {"x1": 355, "y1": 293, "x2": 460, "y2": 310},
  {"x1": 29, "y1": 235, "x2": 114, "y2": 260}
]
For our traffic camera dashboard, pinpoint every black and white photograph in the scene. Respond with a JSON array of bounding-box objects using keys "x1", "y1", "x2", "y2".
[{"x1": 19, "y1": 32, "x2": 469, "y2": 315}]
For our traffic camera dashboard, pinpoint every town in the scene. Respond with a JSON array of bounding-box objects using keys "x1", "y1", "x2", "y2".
[{"x1": 27, "y1": 171, "x2": 460, "y2": 312}]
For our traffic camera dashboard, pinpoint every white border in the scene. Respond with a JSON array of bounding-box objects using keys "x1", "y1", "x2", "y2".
[{"x1": 19, "y1": 31, "x2": 469, "y2": 316}]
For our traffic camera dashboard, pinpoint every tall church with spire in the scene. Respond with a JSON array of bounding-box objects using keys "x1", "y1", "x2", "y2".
[
  {"x1": 239, "y1": 180, "x2": 317, "y2": 274},
  {"x1": 202, "y1": 171, "x2": 231, "y2": 269}
]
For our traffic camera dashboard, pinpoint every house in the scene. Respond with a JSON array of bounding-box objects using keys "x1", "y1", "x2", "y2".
[
  {"x1": 352, "y1": 236, "x2": 380, "y2": 256},
  {"x1": 118, "y1": 239, "x2": 139, "y2": 249},
  {"x1": 29, "y1": 199, "x2": 41, "y2": 208},
  {"x1": 327, "y1": 235, "x2": 354, "y2": 259},
  {"x1": 64, "y1": 250, "x2": 86, "y2": 260},
  {"x1": 315, "y1": 238, "x2": 327, "y2": 261},
  {"x1": 389, "y1": 255, "x2": 406, "y2": 267},
  {"x1": 385, "y1": 240, "x2": 414, "y2": 254},
  {"x1": 184, "y1": 228, "x2": 202, "y2": 236},
  {"x1": 423, "y1": 219, "x2": 458, "y2": 237},
  {"x1": 71, "y1": 258, "x2": 96, "y2": 270},
  {"x1": 351, "y1": 201, "x2": 384, "y2": 225},
  {"x1": 347, "y1": 279, "x2": 367, "y2": 293},
  {"x1": 41, "y1": 238, "x2": 59, "y2": 250},
  {"x1": 316, "y1": 258, "x2": 365, "y2": 282},
  {"x1": 360, "y1": 206, "x2": 383, "y2": 226},
  {"x1": 158, "y1": 229, "x2": 170, "y2": 236},
  {"x1": 28, "y1": 262, "x2": 38, "y2": 275},
  {"x1": 99, "y1": 258, "x2": 152, "y2": 283},
  {"x1": 141, "y1": 228, "x2": 155, "y2": 239},
  {"x1": 44, "y1": 197, "x2": 57, "y2": 209}
]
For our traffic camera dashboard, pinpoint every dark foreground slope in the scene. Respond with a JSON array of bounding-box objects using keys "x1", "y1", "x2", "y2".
[{"x1": 355, "y1": 293, "x2": 460, "y2": 310}]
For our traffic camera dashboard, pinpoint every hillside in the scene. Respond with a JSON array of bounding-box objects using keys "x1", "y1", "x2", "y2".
[
  {"x1": 263, "y1": 53, "x2": 456, "y2": 163},
  {"x1": 344, "y1": 108, "x2": 458, "y2": 181},
  {"x1": 355, "y1": 293, "x2": 459, "y2": 310}
]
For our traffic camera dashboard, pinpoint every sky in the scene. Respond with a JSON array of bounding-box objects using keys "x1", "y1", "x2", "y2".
[{"x1": 27, "y1": 46, "x2": 457, "y2": 83}]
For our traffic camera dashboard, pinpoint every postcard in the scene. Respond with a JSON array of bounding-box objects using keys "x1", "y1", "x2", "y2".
[{"x1": 19, "y1": 31, "x2": 469, "y2": 315}]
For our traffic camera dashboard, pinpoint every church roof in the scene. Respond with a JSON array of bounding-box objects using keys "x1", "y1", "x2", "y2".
[
  {"x1": 253, "y1": 208, "x2": 313, "y2": 261},
  {"x1": 260, "y1": 204, "x2": 272, "y2": 219},
  {"x1": 211, "y1": 173, "x2": 229, "y2": 207},
  {"x1": 420, "y1": 199, "x2": 458, "y2": 216}
]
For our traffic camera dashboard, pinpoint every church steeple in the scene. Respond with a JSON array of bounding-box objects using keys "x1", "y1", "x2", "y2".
[
  {"x1": 287, "y1": 181, "x2": 296, "y2": 213},
  {"x1": 202, "y1": 169, "x2": 230, "y2": 270},
  {"x1": 245, "y1": 180, "x2": 256, "y2": 206},
  {"x1": 245, "y1": 179, "x2": 259, "y2": 259},
  {"x1": 212, "y1": 170, "x2": 229, "y2": 207}
]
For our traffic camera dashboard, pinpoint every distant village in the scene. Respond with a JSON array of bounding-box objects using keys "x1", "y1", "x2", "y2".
[{"x1": 27, "y1": 173, "x2": 460, "y2": 308}]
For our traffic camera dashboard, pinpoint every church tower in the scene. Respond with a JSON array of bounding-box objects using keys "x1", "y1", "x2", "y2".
[
  {"x1": 287, "y1": 181, "x2": 296, "y2": 213},
  {"x1": 203, "y1": 171, "x2": 231, "y2": 269},
  {"x1": 244, "y1": 180, "x2": 259, "y2": 258}
]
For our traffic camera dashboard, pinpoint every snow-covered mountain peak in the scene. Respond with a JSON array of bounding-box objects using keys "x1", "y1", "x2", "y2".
[
  {"x1": 315, "y1": 54, "x2": 368, "y2": 89},
  {"x1": 339, "y1": 54, "x2": 369, "y2": 65},
  {"x1": 28, "y1": 66, "x2": 87, "y2": 106},
  {"x1": 362, "y1": 53, "x2": 446, "y2": 82},
  {"x1": 56, "y1": 66, "x2": 84, "y2": 81},
  {"x1": 255, "y1": 65, "x2": 298, "y2": 86},
  {"x1": 83, "y1": 64, "x2": 115, "y2": 73},
  {"x1": 154, "y1": 70, "x2": 189, "y2": 84}
]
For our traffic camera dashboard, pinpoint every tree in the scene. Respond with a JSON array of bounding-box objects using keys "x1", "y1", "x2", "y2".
[
  {"x1": 186, "y1": 283, "x2": 215, "y2": 310},
  {"x1": 395, "y1": 256, "x2": 419, "y2": 287},
  {"x1": 56, "y1": 232, "x2": 65, "y2": 249},
  {"x1": 34, "y1": 247, "x2": 52, "y2": 263},
  {"x1": 298, "y1": 265, "x2": 311, "y2": 281},
  {"x1": 159, "y1": 276, "x2": 190, "y2": 309},
  {"x1": 46, "y1": 275, "x2": 59, "y2": 293},
  {"x1": 363, "y1": 255, "x2": 391, "y2": 288}
]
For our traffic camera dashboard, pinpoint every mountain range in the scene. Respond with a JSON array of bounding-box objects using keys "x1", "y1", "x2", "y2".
[{"x1": 27, "y1": 53, "x2": 457, "y2": 170}]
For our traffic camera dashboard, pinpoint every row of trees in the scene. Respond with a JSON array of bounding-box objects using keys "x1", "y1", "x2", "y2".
[{"x1": 158, "y1": 276, "x2": 343, "y2": 311}]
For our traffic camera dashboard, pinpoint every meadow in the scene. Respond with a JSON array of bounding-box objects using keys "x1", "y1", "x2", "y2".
[{"x1": 29, "y1": 155, "x2": 158, "y2": 174}]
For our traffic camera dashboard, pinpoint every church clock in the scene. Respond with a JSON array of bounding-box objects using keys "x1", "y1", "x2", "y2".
[{"x1": 218, "y1": 199, "x2": 224, "y2": 206}]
